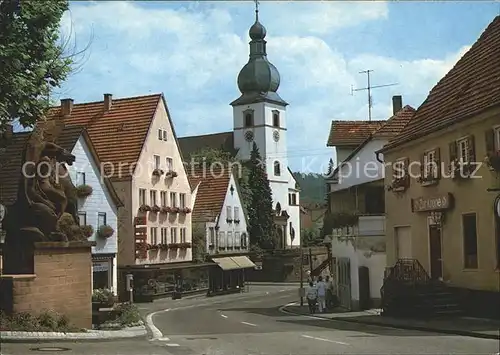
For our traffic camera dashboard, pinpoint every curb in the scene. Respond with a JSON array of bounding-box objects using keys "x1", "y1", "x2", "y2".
[
  {"x1": 281, "y1": 304, "x2": 500, "y2": 340},
  {"x1": 0, "y1": 326, "x2": 147, "y2": 343},
  {"x1": 248, "y1": 282, "x2": 300, "y2": 286}
]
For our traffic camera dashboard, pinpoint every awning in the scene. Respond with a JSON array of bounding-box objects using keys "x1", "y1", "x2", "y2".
[
  {"x1": 230, "y1": 256, "x2": 256, "y2": 269},
  {"x1": 212, "y1": 257, "x2": 242, "y2": 270}
]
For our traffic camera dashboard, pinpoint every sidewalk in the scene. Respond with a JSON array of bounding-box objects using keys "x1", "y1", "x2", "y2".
[{"x1": 283, "y1": 304, "x2": 500, "y2": 340}]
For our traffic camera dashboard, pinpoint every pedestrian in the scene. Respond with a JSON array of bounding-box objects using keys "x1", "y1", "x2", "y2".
[
  {"x1": 325, "y1": 275, "x2": 333, "y2": 309},
  {"x1": 316, "y1": 275, "x2": 327, "y2": 313},
  {"x1": 306, "y1": 281, "x2": 318, "y2": 314}
]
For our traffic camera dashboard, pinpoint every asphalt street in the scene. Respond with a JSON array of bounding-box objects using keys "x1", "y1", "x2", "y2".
[{"x1": 1, "y1": 285, "x2": 499, "y2": 355}]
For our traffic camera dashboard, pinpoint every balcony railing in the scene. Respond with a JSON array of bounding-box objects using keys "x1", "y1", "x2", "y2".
[{"x1": 331, "y1": 214, "x2": 385, "y2": 237}]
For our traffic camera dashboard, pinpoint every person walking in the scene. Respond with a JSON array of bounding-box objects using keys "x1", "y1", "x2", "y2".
[
  {"x1": 306, "y1": 281, "x2": 318, "y2": 314},
  {"x1": 316, "y1": 276, "x2": 327, "y2": 313},
  {"x1": 325, "y1": 275, "x2": 333, "y2": 310}
]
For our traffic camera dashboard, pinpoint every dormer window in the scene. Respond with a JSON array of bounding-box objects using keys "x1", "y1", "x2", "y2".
[
  {"x1": 244, "y1": 109, "x2": 254, "y2": 127},
  {"x1": 272, "y1": 110, "x2": 280, "y2": 127},
  {"x1": 274, "y1": 161, "x2": 281, "y2": 176}
]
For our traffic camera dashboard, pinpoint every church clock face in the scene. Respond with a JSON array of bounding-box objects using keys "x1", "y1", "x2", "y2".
[
  {"x1": 273, "y1": 130, "x2": 280, "y2": 142},
  {"x1": 244, "y1": 130, "x2": 254, "y2": 142}
]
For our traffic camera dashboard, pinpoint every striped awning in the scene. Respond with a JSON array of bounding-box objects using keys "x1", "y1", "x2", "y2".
[
  {"x1": 212, "y1": 257, "x2": 242, "y2": 270},
  {"x1": 230, "y1": 256, "x2": 256, "y2": 269}
]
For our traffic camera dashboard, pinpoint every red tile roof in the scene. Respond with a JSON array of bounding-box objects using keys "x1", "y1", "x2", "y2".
[
  {"x1": 326, "y1": 120, "x2": 386, "y2": 147},
  {"x1": 372, "y1": 105, "x2": 416, "y2": 138},
  {"x1": 46, "y1": 94, "x2": 162, "y2": 178},
  {"x1": 383, "y1": 16, "x2": 500, "y2": 151},
  {"x1": 187, "y1": 167, "x2": 231, "y2": 222}
]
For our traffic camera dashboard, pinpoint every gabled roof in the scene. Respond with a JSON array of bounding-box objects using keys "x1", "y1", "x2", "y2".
[
  {"x1": 0, "y1": 127, "x2": 123, "y2": 207},
  {"x1": 382, "y1": 16, "x2": 500, "y2": 152},
  {"x1": 187, "y1": 167, "x2": 232, "y2": 223},
  {"x1": 330, "y1": 105, "x2": 416, "y2": 178},
  {"x1": 178, "y1": 131, "x2": 236, "y2": 161},
  {"x1": 326, "y1": 120, "x2": 386, "y2": 147},
  {"x1": 46, "y1": 93, "x2": 162, "y2": 178}
]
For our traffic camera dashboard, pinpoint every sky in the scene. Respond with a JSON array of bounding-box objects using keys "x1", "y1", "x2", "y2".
[{"x1": 53, "y1": 0, "x2": 499, "y2": 173}]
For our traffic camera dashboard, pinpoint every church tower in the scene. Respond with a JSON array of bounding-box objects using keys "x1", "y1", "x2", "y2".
[{"x1": 231, "y1": 3, "x2": 300, "y2": 249}]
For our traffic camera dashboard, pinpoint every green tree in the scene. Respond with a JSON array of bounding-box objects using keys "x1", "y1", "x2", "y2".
[
  {"x1": 0, "y1": 0, "x2": 73, "y2": 129},
  {"x1": 302, "y1": 227, "x2": 322, "y2": 247},
  {"x1": 247, "y1": 143, "x2": 275, "y2": 249},
  {"x1": 191, "y1": 223, "x2": 208, "y2": 263}
]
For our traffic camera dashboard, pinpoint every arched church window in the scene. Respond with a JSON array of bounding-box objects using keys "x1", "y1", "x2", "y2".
[
  {"x1": 244, "y1": 110, "x2": 254, "y2": 127},
  {"x1": 274, "y1": 161, "x2": 281, "y2": 176},
  {"x1": 272, "y1": 110, "x2": 280, "y2": 127}
]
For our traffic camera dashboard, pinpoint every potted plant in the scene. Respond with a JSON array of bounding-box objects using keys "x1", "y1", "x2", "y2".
[
  {"x1": 152, "y1": 168, "x2": 164, "y2": 177},
  {"x1": 97, "y1": 225, "x2": 114, "y2": 239},
  {"x1": 149, "y1": 244, "x2": 159, "y2": 250},
  {"x1": 179, "y1": 242, "x2": 191, "y2": 249},
  {"x1": 168, "y1": 243, "x2": 180, "y2": 249},
  {"x1": 139, "y1": 204, "x2": 151, "y2": 213},
  {"x1": 159, "y1": 243, "x2": 169, "y2": 251},
  {"x1": 170, "y1": 207, "x2": 180, "y2": 213},
  {"x1": 151, "y1": 205, "x2": 161, "y2": 213},
  {"x1": 75, "y1": 184, "x2": 93, "y2": 198},
  {"x1": 180, "y1": 207, "x2": 191, "y2": 214},
  {"x1": 80, "y1": 225, "x2": 94, "y2": 238},
  {"x1": 165, "y1": 170, "x2": 178, "y2": 178},
  {"x1": 160, "y1": 206, "x2": 171, "y2": 214},
  {"x1": 92, "y1": 288, "x2": 116, "y2": 309}
]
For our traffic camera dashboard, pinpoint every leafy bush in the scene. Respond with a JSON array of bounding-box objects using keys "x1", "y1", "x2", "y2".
[
  {"x1": 80, "y1": 225, "x2": 94, "y2": 238},
  {"x1": 92, "y1": 288, "x2": 115, "y2": 303},
  {"x1": 97, "y1": 225, "x2": 114, "y2": 238},
  {"x1": 0, "y1": 310, "x2": 83, "y2": 332},
  {"x1": 75, "y1": 184, "x2": 93, "y2": 198}
]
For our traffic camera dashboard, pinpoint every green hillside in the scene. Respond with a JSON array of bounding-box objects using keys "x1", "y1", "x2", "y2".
[{"x1": 292, "y1": 172, "x2": 327, "y2": 204}]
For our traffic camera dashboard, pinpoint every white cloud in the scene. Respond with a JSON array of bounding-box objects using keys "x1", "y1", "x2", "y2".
[{"x1": 58, "y1": 1, "x2": 469, "y2": 172}]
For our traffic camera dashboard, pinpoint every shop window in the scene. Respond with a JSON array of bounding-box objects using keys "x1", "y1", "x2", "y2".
[
  {"x1": 462, "y1": 213, "x2": 478, "y2": 269},
  {"x1": 92, "y1": 260, "x2": 111, "y2": 290}
]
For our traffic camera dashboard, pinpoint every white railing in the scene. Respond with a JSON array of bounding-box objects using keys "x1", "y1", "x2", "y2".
[{"x1": 331, "y1": 214, "x2": 385, "y2": 238}]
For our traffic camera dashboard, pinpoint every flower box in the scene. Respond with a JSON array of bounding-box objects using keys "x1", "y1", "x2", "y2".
[
  {"x1": 226, "y1": 218, "x2": 233, "y2": 223},
  {"x1": 180, "y1": 207, "x2": 191, "y2": 214},
  {"x1": 75, "y1": 184, "x2": 93, "y2": 198},
  {"x1": 168, "y1": 243, "x2": 180, "y2": 249},
  {"x1": 179, "y1": 242, "x2": 191, "y2": 249},
  {"x1": 149, "y1": 244, "x2": 159, "y2": 250},
  {"x1": 97, "y1": 225, "x2": 114, "y2": 239},
  {"x1": 388, "y1": 176, "x2": 409, "y2": 192},
  {"x1": 165, "y1": 170, "x2": 178, "y2": 178},
  {"x1": 159, "y1": 243, "x2": 169, "y2": 251},
  {"x1": 160, "y1": 206, "x2": 171, "y2": 214},
  {"x1": 170, "y1": 207, "x2": 180, "y2": 213},
  {"x1": 234, "y1": 219, "x2": 240, "y2": 224},
  {"x1": 92, "y1": 288, "x2": 116, "y2": 308},
  {"x1": 151, "y1": 205, "x2": 161, "y2": 213},
  {"x1": 80, "y1": 225, "x2": 94, "y2": 238},
  {"x1": 152, "y1": 169, "x2": 164, "y2": 177},
  {"x1": 139, "y1": 204, "x2": 151, "y2": 213}
]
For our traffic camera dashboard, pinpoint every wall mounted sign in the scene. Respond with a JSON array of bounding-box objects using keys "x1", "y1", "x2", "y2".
[
  {"x1": 411, "y1": 193, "x2": 454, "y2": 213},
  {"x1": 92, "y1": 261, "x2": 109, "y2": 272}
]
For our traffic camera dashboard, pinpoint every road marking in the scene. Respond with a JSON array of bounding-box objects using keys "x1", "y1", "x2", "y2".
[
  {"x1": 146, "y1": 308, "x2": 170, "y2": 340},
  {"x1": 165, "y1": 343, "x2": 180, "y2": 347},
  {"x1": 241, "y1": 321, "x2": 257, "y2": 327},
  {"x1": 301, "y1": 334, "x2": 349, "y2": 345},
  {"x1": 221, "y1": 314, "x2": 228, "y2": 318},
  {"x1": 279, "y1": 289, "x2": 286, "y2": 292}
]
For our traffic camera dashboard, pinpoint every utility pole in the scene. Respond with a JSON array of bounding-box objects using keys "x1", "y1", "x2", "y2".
[{"x1": 351, "y1": 70, "x2": 398, "y2": 122}]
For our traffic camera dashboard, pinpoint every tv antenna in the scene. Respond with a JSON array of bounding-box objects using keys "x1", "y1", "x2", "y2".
[{"x1": 351, "y1": 69, "x2": 398, "y2": 121}]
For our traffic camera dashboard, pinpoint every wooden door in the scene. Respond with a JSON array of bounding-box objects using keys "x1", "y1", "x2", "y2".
[
  {"x1": 395, "y1": 226, "x2": 412, "y2": 259},
  {"x1": 429, "y1": 225, "x2": 443, "y2": 279}
]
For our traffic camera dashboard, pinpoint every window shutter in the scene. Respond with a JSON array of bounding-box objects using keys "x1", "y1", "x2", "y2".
[
  {"x1": 435, "y1": 147, "x2": 441, "y2": 179},
  {"x1": 449, "y1": 141, "x2": 457, "y2": 162},
  {"x1": 420, "y1": 153, "x2": 425, "y2": 179},
  {"x1": 467, "y1": 135, "x2": 476, "y2": 163},
  {"x1": 485, "y1": 128, "x2": 495, "y2": 154}
]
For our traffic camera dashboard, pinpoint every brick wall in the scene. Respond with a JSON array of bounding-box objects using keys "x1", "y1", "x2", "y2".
[{"x1": 0, "y1": 241, "x2": 93, "y2": 329}]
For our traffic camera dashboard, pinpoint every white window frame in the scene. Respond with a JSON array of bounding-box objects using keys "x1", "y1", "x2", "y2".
[
  {"x1": 161, "y1": 227, "x2": 168, "y2": 244},
  {"x1": 166, "y1": 157, "x2": 173, "y2": 172},
  {"x1": 180, "y1": 228, "x2": 186, "y2": 243},
  {"x1": 162, "y1": 130, "x2": 168, "y2": 141},
  {"x1": 170, "y1": 227, "x2": 177, "y2": 243},
  {"x1": 226, "y1": 206, "x2": 232, "y2": 220},
  {"x1": 424, "y1": 149, "x2": 437, "y2": 177},
  {"x1": 234, "y1": 207, "x2": 239, "y2": 221},
  {"x1": 179, "y1": 193, "x2": 186, "y2": 208},
  {"x1": 494, "y1": 126, "x2": 500, "y2": 151},
  {"x1": 150, "y1": 227, "x2": 158, "y2": 245},
  {"x1": 150, "y1": 190, "x2": 157, "y2": 206},
  {"x1": 170, "y1": 192, "x2": 176, "y2": 207},
  {"x1": 78, "y1": 211, "x2": 86, "y2": 226},
  {"x1": 76, "y1": 172, "x2": 85, "y2": 186},
  {"x1": 98, "y1": 212, "x2": 106, "y2": 227},
  {"x1": 139, "y1": 189, "x2": 146, "y2": 205},
  {"x1": 227, "y1": 231, "x2": 233, "y2": 248},
  {"x1": 154, "y1": 155, "x2": 160, "y2": 170},
  {"x1": 457, "y1": 137, "x2": 469, "y2": 163},
  {"x1": 235, "y1": 231, "x2": 240, "y2": 247}
]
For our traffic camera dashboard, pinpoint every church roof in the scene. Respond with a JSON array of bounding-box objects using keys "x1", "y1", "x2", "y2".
[{"x1": 178, "y1": 131, "x2": 237, "y2": 161}]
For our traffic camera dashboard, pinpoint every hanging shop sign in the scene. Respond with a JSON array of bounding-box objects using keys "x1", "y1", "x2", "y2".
[{"x1": 411, "y1": 193, "x2": 454, "y2": 213}]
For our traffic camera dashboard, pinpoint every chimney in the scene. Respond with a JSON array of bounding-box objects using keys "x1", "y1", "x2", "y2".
[
  {"x1": 104, "y1": 93, "x2": 112, "y2": 112},
  {"x1": 60, "y1": 98, "x2": 74, "y2": 117},
  {"x1": 392, "y1": 95, "x2": 402, "y2": 115}
]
